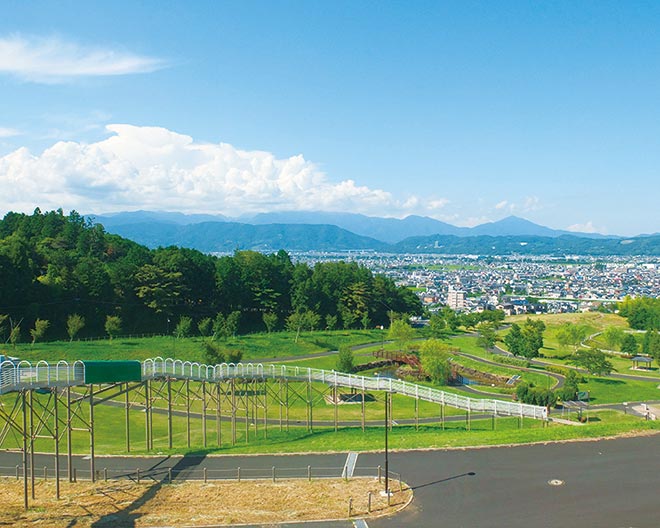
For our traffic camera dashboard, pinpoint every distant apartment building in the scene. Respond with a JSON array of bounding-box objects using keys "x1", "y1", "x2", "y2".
[{"x1": 447, "y1": 288, "x2": 466, "y2": 310}]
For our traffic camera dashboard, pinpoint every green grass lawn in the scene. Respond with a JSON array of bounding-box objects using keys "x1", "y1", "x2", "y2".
[
  {"x1": 0, "y1": 329, "x2": 386, "y2": 364},
  {"x1": 15, "y1": 398, "x2": 658, "y2": 456}
]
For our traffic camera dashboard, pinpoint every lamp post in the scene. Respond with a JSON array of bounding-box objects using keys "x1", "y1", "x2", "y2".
[{"x1": 384, "y1": 390, "x2": 389, "y2": 496}]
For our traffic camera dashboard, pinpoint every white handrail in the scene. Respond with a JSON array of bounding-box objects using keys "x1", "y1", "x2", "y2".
[{"x1": 0, "y1": 358, "x2": 548, "y2": 420}]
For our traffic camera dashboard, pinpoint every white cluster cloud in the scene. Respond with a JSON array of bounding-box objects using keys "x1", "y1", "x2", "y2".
[
  {"x1": 0, "y1": 124, "x2": 447, "y2": 218},
  {"x1": 566, "y1": 221, "x2": 604, "y2": 234},
  {"x1": 0, "y1": 34, "x2": 166, "y2": 83},
  {"x1": 0, "y1": 127, "x2": 21, "y2": 138}
]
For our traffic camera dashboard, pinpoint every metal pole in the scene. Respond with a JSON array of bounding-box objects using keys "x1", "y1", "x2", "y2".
[
  {"x1": 125, "y1": 382, "x2": 130, "y2": 452},
  {"x1": 67, "y1": 386, "x2": 72, "y2": 482},
  {"x1": 263, "y1": 379, "x2": 268, "y2": 439},
  {"x1": 231, "y1": 380, "x2": 236, "y2": 445},
  {"x1": 144, "y1": 380, "x2": 150, "y2": 451},
  {"x1": 285, "y1": 380, "x2": 289, "y2": 432},
  {"x1": 22, "y1": 390, "x2": 28, "y2": 511},
  {"x1": 361, "y1": 383, "x2": 365, "y2": 432},
  {"x1": 384, "y1": 391, "x2": 389, "y2": 496},
  {"x1": 279, "y1": 379, "x2": 283, "y2": 431},
  {"x1": 29, "y1": 390, "x2": 35, "y2": 499},
  {"x1": 244, "y1": 380, "x2": 249, "y2": 443},
  {"x1": 334, "y1": 386, "x2": 338, "y2": 432},
  {"x1": 167, "y1": 378, "x2": 173, "y2": 449},
  {"x1": 202, "y1": 381, "x2": 207, "y2": 448},
  {"x1": 90, "y1": 384, "x2": 95, "y2": 482},
  {"x1": 186, "y1": 379, "x2": 191, "y2": 448},
  {"x1": 53, "y1": 387, "x2": 60, "y2": 500},
  {"x1": 216, "y1": 382, "x2": 222, "y2": 447}
]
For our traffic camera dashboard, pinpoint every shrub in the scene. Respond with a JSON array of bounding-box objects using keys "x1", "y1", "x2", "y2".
[
  {"x1": 335, "y1": 345, "x2": 355, "y2": 373},
  {"x1": 491, "y1": 355, "x2": 530, "y2": 368}
]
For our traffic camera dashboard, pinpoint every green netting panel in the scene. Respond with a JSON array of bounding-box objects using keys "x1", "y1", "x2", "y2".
[{"x1": 81, "y1": 360, "x2": 142, "y2": 384}]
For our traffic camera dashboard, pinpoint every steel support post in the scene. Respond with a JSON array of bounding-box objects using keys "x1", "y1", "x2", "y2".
[
  {"x1": 334, "y1": 386, "x2": 338, "y2": 432},
  {"x1": 361, "y1": 384, "x2": 366, "y2": 432},
  {"x1": 285, "y1": 380, "x2": 289, "y2": 432},
  {"x1": 278, "y1": 379, "x2": 283, "y2": 431},
  {"x1": 216, "y1": 382, "x2": 222, "y2": 447},
  {"x1": 28, "y1": 390, "x2": 36, "y2": 499},
  {"x1": 22, "y1": 390, "x2": 28, "y2": 511},
  {"x1": 244, "y1": 380, "x2": 249, "y2": 443},
  {"x1": 90, "y1": 384, "x2": 95, "y2": 482},
  {"x1": 186, "y1": 379, "x2": 191, "y2": 448},
  {"x1": 125, "y1": 382, "x2": 130, "y2": 452},
  {"x1": 67, "y1": 387, "x2": 72, "y2": 482},
  {"x1": 167, "y1": 378, "x2": 173, "y2": 449},
  {"x1": 263, "y1": 379, "x2": 268, "y2": 439},
  {"x1": 53, "y1": 387, "x2": 60, "y2": 500},
  {"x1": 231, "y1": 380, "x2": 236, "y2": 445},
  {"x1": 389, "y1": 392, "x2": 393, "y2": 431},
  {"x1": 202, "y1": 381, "x2": 207, "y2": 448},
  {"x1": 307, "y1": 381, "x2": 312, "y2": 432},
  {"x1": 415, "y1": 397, "x2": 419, "y2": 431}
]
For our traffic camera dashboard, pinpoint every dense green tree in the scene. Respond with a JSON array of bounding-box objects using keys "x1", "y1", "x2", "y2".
[
  {"x1": 569, "y1": 348, "x2": 614, "y2": 376},
  {"x1": 620, "y1": 334, "x2": 639, "y2": 356},
  {"x1": 557, "y1": 323, "x2": 589, "y2": 351},
  {"x1": 440, "y1": 306, "x2": 460, "y2": 332},
  {"x1": 602, "y1": 326, "x2": 625, "y2": 350},
  {"x1": 476, "y1": 321, "x2": 497, "y2": 351},
  {"x1": 642, "y1": 329, "x2": 660, "y2": 364},
  {"x1": 325, "y1": 314, "x2": 338, "y2": 331},
  {"x1": 30, "y1": 318, "x2": 50, "y2": 345},
  {"x1": 520, "y1": 318, "x2": 545, "y2": 359},
  {"x1": 335, "y1": 345, "x2": 355, "y2": 373},
  {"x1": 197, "y1": 317, "x2": 213, "y2": 337},
  {"x1": 428, "y1": 313, "x2": 447, "y2": 338},
  {"x1": 262, "y1": 312, "x2": 278, "y2": 333},
  {"x1": 388, "y1": 319, "x2": 415, "y2": 350},
  {"x1": 66, "y1": 314, "x2": 85, "y2": 342},
  {"x1": 0, "y1": 209, "x2": 422, "y2": 340},
  {"x1": 419, "y1": 339, "x2": 452, "y2": 384},
  {"x1": 105, "y1": 315, "x2": 122, "y2": 340},
  {"x1": 618, "y1": 296, "x2": 660, "y2": 330},
  {"x1": 0, "y1": 314, "x2": 7, "y2": 341},
  {"x1": 175, "y1": 316, "x2": 193, "y2": 338},
  {"x1": 504, "y1": 323, "x2": 524, "y2": 356}
]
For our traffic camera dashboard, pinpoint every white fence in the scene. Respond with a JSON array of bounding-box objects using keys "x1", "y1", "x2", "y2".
[{"x1": 0, "y1": 358, "x2": 548, "y2": 421}]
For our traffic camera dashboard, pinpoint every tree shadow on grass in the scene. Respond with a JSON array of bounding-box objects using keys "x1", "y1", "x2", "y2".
[
  {"x1": 91, "y1": 454, "x2": 207, "y2": 528},
  {"x1": 592, "y1": 378, "x2": 624, "y2": 385}
]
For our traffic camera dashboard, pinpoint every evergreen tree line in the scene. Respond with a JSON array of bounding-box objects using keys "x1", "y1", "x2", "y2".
[
  {"x1": 618, "y1": 296, "x2": 660, "y2": 331},
  {"x1": 0, "y1": 209, "x2": 422, "y2": 342}
]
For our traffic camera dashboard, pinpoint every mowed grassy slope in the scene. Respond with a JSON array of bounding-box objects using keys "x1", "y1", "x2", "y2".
[{"x1": 1, "y1": 329, "x2": 385, "y2": 364}]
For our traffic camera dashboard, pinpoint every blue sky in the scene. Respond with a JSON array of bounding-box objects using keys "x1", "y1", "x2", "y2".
[{"x1": 0, "y1": 1, "x2": 658, "y2": 236}]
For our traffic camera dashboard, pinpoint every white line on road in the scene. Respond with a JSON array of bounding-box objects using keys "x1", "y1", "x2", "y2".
[
  {"x1": 342, "y1": 451, "x2": 359, "y2": 478},
  {"x1": 353, "y1": 519, "x2": 369, "y2": 528}
]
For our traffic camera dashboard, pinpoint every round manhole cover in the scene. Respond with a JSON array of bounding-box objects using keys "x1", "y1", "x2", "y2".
[{"x1": 548, "y1": 479, "x2": 564, "y2": 486}]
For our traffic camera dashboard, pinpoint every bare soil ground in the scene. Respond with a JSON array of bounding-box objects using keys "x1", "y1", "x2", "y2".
[{"x1": 0, "y1": 477, "x2": 411, "y2": 527}]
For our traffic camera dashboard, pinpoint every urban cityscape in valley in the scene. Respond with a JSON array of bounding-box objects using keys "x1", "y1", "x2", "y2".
[
  {"x1": 294, "y1": 252, "x2": 660, "y2": 314},
  {"x1": 1, "y1": 2, "x2": 660, "y2": 528}
]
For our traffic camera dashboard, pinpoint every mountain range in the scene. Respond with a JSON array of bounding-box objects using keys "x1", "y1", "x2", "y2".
[{"x1": 88, "y1": 211, "x2": 659, "y2": 255}]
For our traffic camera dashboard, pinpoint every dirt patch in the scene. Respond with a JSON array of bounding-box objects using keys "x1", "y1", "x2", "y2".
[{"x1": 0, "y1": 477, "x2": 411, "y2": 527}]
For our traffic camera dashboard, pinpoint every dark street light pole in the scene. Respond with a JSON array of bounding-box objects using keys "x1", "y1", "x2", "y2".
[{"x1": 384, "y1": 390, "x2": 389, "y2": 495}]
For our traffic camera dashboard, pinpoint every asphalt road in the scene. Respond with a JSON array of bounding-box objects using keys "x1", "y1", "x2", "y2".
[{"x1": 3, "y1": 434, "x2": 659, "y2": 528}]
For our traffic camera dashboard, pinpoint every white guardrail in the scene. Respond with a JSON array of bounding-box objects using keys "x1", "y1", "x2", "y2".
[{"x1": 0, "y1": 358, "x2": 548, "y2": 421}]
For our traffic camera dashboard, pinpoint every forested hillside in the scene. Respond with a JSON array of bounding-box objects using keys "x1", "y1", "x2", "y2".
[{"x1": 0, "y1": 210, "x2": 421, "y2": 341}]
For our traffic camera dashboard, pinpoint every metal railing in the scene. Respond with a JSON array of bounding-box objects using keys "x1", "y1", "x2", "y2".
[
  {"x1": 0, "y1": 357, "x2": 548, "y2": 420},
  {"x1": 0, "y1": 463, "x2": 399, "y2": 484}
]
